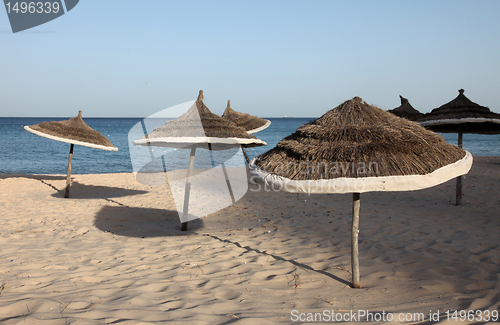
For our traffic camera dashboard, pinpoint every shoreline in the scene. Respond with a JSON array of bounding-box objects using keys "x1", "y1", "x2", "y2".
[
  {"x1": 0, "y1": 156, "x2": 499, "y2": 324},
  {"x1": 1, "y1": 155, "x2": 499, "y2": 176}
]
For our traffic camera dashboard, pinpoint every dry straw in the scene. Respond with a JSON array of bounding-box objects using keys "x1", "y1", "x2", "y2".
[
  {"x1": 419, "y1": 89, "x2": 500, "y2": 134},
  {"x1": 388, "y1": 95, "x2": 423, "y2": 121},
  {"x1": 145, "y1": 91, "x2": 260, "y2": 142},
  {"x1": 25, "y1": 111, "x2": 117, "y2": 150},
  {"x1": 221, "y1": 100, "x2": 271, "y2": 134},
  {"x1": 254, "y1": 97, "x2": 465, "y2": 180}
]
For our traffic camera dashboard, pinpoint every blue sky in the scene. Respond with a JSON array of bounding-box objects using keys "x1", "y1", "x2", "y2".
[{"x1": 1, "y1": 0, "x2": 499, "y2": 117}]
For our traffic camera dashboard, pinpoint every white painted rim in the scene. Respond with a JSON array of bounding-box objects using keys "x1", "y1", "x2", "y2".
[
  {"x1": 249, "y1": 151, "x2": 473, "y2": 194},
  {"x1": 24, "y1": 126, "x2": 118, "y2": 151},
  {"x1": 133, "y1": 136, "x2": 267, "y2": 147},
  {"x1": 420, "y1": 118, "x2": 500, "y2": 126},
  {"x1": 247, "y1": 119, "x2": 271, "y2": 134}
]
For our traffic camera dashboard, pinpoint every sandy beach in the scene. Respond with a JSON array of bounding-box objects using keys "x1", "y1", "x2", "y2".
[{"x1": 0, "y1": 157, "x2": 499, "y2": 324}]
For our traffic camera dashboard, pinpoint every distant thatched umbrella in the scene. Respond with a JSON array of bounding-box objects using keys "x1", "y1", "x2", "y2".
[
  {"x1": 221, "y1": 100, "x2": 271, "y2": 134},
  {"x1": 24, "y1": 111, "x2": 118, "y2": 198},
  {"x1": 134, "y1": 90, "x2": 266, "y2": 231},
  {"x1": 420, "y1": 89, "x2": 500, "y2": 134},
  {"x1": 388, "y1": 95, "x2": 423, "y2": 121},
  {"x1": 420, "y1": 89, "x2": 500, "y2": 205},
  {"x1": 221, "y1": 100, "x2": 271, "y2": 162},
  {"x1": 249, "y1": 96, "x2": 472, "y2": 288}
]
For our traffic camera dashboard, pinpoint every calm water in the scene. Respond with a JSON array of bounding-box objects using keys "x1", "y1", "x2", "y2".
[{"x1": 0, "y1": 117, "x2": 499, "y2": 174}]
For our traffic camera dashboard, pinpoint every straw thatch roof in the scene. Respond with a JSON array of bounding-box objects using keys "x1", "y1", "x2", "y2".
[
  {"x1": 134, "y1": 91, "x2": 266, "y2": 148},
  {"x1": 388, "y1": 95, "x2": 423, "y2": 121},
  {"x1": 250, "y1": 97, "x2": 471, "y2": 192},
  {"x1": 221, "y1": 100, "x2": 271, "y2": 134},
  {"x1": 24, "y1": 111, "x2": 118, "y2": 151},
  {"x1": 419, "y1": 89, "x2": 500, "y2": 134}
]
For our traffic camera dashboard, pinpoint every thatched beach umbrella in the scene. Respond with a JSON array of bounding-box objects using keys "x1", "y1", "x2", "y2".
[
  {"x1": 24, "y1": 111, "x2": 118, "y2": 198},
  {"x1": 249, "y1": 96, "x2": 472, "y2": 288},
  {"x1": 221, "y1": 100, "x2": 271, "y2": 162},
  {"x1": 134, "y1": 90, "x2": 266, "y2": 231},
  {"x1": 221, "y1": 100, "x2": 271, "y2": 134},
  {"x1": 388, "y1": 95, "x2": 423, "y2": 121},
  {"x1": 420, "y1": 89, "x2": 500, "y2": 205}
]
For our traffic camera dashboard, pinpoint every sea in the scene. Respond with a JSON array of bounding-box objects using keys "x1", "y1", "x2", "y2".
[{"x1": 1, "y1": 117, "x2": 499, "y2": 175}]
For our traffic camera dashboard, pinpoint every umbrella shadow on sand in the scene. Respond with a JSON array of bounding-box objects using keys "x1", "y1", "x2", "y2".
[
  {"x1": 0, "y1": 174, "x2": 67, "y2": 180},
  {"x1": 50, "y1": 182, "x2": 149, "y2": 199},
  {"x1": 93, "y1": 205, "x2": 204, "y2": 237},
  {"x1": 0, "y1": 174, "x2": 67, "y2": 191},
  {"x1": 205, "y1": 233, "x2": 351, "y2": 287}
]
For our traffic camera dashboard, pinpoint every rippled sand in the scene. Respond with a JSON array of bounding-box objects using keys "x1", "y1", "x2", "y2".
[{"x1": 0, "y1": 157, "x2": 499, "y2": 324}]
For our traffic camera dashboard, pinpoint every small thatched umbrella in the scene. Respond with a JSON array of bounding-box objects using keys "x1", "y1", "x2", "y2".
[
  {"x1": 420, "y1": 89, "x2": 500, "y2": 205},
  {"x1": 388, "y1": 95, "x2": 423, "y2": 121},
  {"x1": 221, "y1": 100, "x2": 271, "y2": 134},
  {"x1": 221, "y1": 100, "x2": 271, "y2": 162},
  {"x1": 24, "y1": 111, "x2": 118, "y2": 198},
  {"x1": 134, "y1": 90, "x2": 266, "y2": 231},
  {"x1": 249, "y1": 96, "x2": 472, "y2": 288}
]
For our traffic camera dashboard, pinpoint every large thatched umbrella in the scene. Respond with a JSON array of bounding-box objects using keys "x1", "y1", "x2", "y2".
[
  {"x1": 388, "y1": 95, "x2": 423, "y2": 121},
  {"x1": 249, "y1": 96, "x2": 472, "y2": 288},
  {"x1": 221, "y1": 100, "x2": 271, "y2": 162},
  {"x1": 24, "y1": 111, "x2": 118, "y2": 198},
  {"x1": 420, "y1": 89, "x2": 500, "y2": 205},
  {"x1": 134, "y1": 90, "x2": 266, "y2": 231}
]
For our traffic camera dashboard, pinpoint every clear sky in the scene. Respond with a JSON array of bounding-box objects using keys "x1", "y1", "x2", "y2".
[{"x1": 1, "y1": 0, "x2": 499, "y2": 117}]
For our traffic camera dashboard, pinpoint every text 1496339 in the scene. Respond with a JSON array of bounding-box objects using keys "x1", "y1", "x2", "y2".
[
  {"x1": 446, "y1": 309, "x2": 498, "y2": 322},
  {"x1": 5, "y1": 2, "x2": 60, "y2": 14}
]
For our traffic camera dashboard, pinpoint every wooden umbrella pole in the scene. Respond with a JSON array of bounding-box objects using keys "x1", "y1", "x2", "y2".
[
  {"x1": 161, "y1": 155, "x2": 169, "y2": 186},
  {"x1": 208, "y1": 143, "x2": 215, "y2": 168},
  {"x1": 141, "y1": 120, "x2": 156, "y2": 161},
  {"x1": 64, "y1": 144, "x2": 74, "y2": 198},
  {"x1": 221, "y1": 162, "x2": 236, "y2": 204},
  {"x1": 242, "y1": 147, "x2": 250, "y2": 164},
  {"x1": 351, "y1": 192, "x2": 361, "y2": 288},
  {"x1": 181, "y1": 147, "x2": 196, "y2": 231},
  {"x1": 456, "y1": 127, "x2": 463, "y2": 206}
]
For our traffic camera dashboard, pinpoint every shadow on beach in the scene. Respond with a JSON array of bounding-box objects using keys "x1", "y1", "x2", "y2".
[
  {"x1": 94, "y1": 205, "x2": 204, "y2": 237},
  {"x1": 0, "y1": 173, "x2": 67, "y2": 191},
  {"x1": 0, "y1": 174, "x2": 150, "y2": 201},
  {"x1": 203, "y1": 232, "x2": 352, "y2": 287},
  {"x1": 0, "y1": 174, "x2": 67, "y2": 180},
  {"x1": 51, "y1": 182, "x2": 149, "y2": 199}
]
